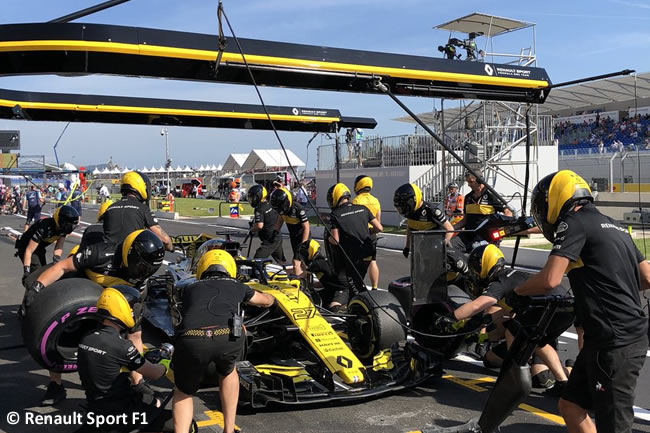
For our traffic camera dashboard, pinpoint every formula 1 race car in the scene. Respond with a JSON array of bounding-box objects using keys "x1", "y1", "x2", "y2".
[
  {"x1": 159, "y1": 233, "x2": 441, "y2": 407},
  {"x1": 20, "y1": 231, "x2": 441, "y2": 408}
]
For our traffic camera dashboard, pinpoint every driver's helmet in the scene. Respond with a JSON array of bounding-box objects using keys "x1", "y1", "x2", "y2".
[
  {"x1": 467, "y1": 244, "x2": 506, "y2": 297},
  {"x1": 192, "y1": 239, "x2": 229, "y2": 271},
  {"x1": 196, "y1": 249, "x2": 237, "y2": 279},
  {"x1": 531, "y1": 170, "x2": 593, "y2": 242}
]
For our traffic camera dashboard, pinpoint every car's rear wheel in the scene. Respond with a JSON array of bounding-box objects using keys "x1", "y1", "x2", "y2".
[{"x1": 347, "y1": 290, "x2": 407, "y2": 363}]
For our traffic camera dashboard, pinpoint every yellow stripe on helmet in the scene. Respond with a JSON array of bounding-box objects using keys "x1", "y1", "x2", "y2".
[
  {"x1": 410, "y1": 183, "x2": 423, "y2": 211},
  {"x1": 547, "y1": 170, "x2": 592, "y2": 224},
  {"x1": 96, "y1": 287, "x2": 135, "y2": 329},
  {"x1": 122, "y1": 229, "x2": 145, "y2": 268},
  {"x1": 480, "y1": 244, "x2": 505, "y2": 280}
]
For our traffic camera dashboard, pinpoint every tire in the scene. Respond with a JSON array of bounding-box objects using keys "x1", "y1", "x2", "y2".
[
  {"x1": 347, "y1": 290, "x2": 407, "y2": 362},
  {"x1": 21, "y1": 278, "x2": 103, "y2": 373}
]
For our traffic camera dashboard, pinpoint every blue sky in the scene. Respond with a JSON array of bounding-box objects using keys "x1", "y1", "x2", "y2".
[{"x1": 1, "y1": 0, "x2": 649, "y2": 169}]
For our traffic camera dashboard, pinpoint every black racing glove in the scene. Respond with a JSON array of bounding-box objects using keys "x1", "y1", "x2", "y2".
[
  {"x1": 433, "y1": 312, "x2": 457, "y2": 334},
  {"x1": 505, "y1": 292, "x2": 531, "y2": 312},
  {"x1": 52, "y1": 255, "x2": 61, "y2": 263},
  {"x1": 22, "y1": 266, "x2": 31, "y2": 284},
  {"x1": 402, "y1": 247, "x2": 410, "y2": 259},
  {"x1": 21, "y1": 281, "x2": 44, "y2": 315}
]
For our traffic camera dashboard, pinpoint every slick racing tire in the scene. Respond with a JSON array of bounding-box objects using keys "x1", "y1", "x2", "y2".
[
  {"x1": 21, "y1": 278, "x2": 103, "y2": 373},
  {"x1": 348, "y1": 291, "x2": 407, "y2": 362},
  {"x1": 411, "y1": 285, "x2": 472, "y2": 358}
]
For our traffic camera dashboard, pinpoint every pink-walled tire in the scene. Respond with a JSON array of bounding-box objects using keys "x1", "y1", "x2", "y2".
[{"x1": 21, "y1": 278, "x2": 103, "y2": 373}]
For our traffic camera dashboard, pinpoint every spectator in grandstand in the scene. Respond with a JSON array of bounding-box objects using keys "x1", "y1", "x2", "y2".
[{"x1": 597, "y1": 140, "x2": 604, "y2": 154}]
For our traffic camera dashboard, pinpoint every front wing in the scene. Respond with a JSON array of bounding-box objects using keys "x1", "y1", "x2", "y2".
[{"x1": 237, "y1": 340, "x2": 442, "y2": 407}]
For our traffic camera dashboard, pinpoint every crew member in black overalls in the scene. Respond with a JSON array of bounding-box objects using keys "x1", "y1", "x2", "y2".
[
  {"x1": 327, "y1": 183, "x2": 382, "y2": 308},
  {"x1": 452, "y1": 171, "x2": 513, "y2": 252},
  {"x1": 248, "y1": 184, "x2": 285, "y2": 262},
  {"x1": 102, "y1": 171, "x2": 173, "y2": 251},
  {"x1": 29, "y1": 229, "x2": 165, "y2": 406},
  {"x1": 515, "y1": 170, "x2": 650, "y2": 433},
  {"x1": 80, "y1": 199, "x2": 113, "y2": 248},
  {"x1": 393, "y1": 183, "x2": 455, "y2": 257},
  {"x1": 77, "y1": 286, "x2": 182, "y2": 432},
  {"x1": 172, "y1": 249, "x2": 275, "y2": 433},
  {"x1": 16, "y1": 205, "x2": 79, "y2": 286},
  {"x1": 436, "y1": 244, "x2": 572, "y2": 393},
  {"x1": 300, "y1": 239, "x2": 349, "y2": 310},
  {"x1": 269, "y1": 187, "x2": 310, "y2": 274}
]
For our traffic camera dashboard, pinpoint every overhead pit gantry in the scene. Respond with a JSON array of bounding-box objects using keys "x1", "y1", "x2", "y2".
[
  {"x1": 0, "y1": 88, "x2": 377, "y2": 132},
  {"x1": 0, "y1": 22, "x2": 550, "y2": 104}
]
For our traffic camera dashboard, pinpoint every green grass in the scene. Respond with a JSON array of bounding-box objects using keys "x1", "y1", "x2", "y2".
[
  {"x1": 529, "y1": 237, "x2": 650, "y2": 257},
  {"x1": 170, "y1": 198, "x2": 254, "y2": 217}
]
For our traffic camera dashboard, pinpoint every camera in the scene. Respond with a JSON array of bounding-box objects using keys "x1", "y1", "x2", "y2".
[{"x1": 438, "y1": 33, "x2": 485, "y2": 61}]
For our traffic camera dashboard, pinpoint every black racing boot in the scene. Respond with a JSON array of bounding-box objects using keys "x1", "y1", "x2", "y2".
[{"x1": 41, "y1": 381, "x2": 66, "y2": 406}]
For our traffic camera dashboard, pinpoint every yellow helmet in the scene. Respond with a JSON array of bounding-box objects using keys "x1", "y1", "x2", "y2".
[
  {"x1": 196, "y1": 249, "x2": 237, "y2": 279},
  {"x1": 468, "y1": 244, "x2": 506, "y2": 296},
  {"x1": 307, "y1": 239, "x2": 321, "y2": 261},
  {"x1": 96, "y1": 287, "x2": 136, "y2": 329},
  {"x1": 531, "y1": 170, "x2": 593, "y2": 242},
  {"x1": 354, "y1": 175, "x2": 373, "y2": 194},
  {"x1": 97, "y1": 199, "x2": 113, "y2": 222},
  {"x1": 327, "y1": 183, "x2": 351, "y2": 208},
  {"x1": 120, "y1": 171, "x2": 151, "y2": 203},
  {"x1": 68, "y1": 244, "x2": 80, "y2": 257}
]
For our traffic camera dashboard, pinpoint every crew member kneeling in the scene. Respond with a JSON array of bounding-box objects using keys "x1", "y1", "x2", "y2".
[
  {"x1": 77, "y1": 287, "x2": 179, "y2": 432},
  {"x1": 172, "y1": 250, "x2": 275, "y2": 433}
]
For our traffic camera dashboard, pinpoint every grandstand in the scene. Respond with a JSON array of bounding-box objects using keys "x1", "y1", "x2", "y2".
[{"x1": 544, "y1": 72, "x2": 650, "y2": 192}]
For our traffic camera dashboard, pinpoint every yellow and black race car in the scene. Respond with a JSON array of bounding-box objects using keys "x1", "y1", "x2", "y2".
[{"x1": 159, "y1": 233, "x2": 441, "y2": 407}]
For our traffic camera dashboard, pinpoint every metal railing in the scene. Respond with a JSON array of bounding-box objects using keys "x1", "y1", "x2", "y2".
[{"x1": 317, "y1": 134, "x2": 440, "y2": 170}]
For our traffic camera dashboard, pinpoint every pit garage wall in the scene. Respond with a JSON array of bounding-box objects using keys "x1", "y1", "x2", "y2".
[{"x1": 315, "y1": 146, "x2": 558, "y2": 226}]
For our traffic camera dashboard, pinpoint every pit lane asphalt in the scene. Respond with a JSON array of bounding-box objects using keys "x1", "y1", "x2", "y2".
[{"x1": 1, "y1": 206, "x2": 649, "y2": 433}]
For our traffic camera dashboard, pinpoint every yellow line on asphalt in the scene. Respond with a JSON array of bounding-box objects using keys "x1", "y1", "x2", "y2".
[
  {"x1": 442, "y1": 374, "x2": 565, "y2": 425},
  {"x1": 196, "y1": 410, "x2": 241, "y2": 429}
]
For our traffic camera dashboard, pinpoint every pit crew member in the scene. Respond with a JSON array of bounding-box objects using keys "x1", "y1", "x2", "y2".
[
  {"x1": 393, "y1": 183, "x2": 454, "y2": 258},
  {"x1": 327, "y1": 183, "x2": 382, "y2": 302},
  {"x1": 77, "y1": 286, "x2": 180, "y2": 433},
  {"x1": 102, "y1": 171, "x2": 173, "y2": 252},
  {"x1": 248, "y1": 184, "x2": 285, "y2": 263},
  {"x1": 438, "y1": 244, "x2": 572, "y2": 393},
  {"x1": 300, "y1": 239, "x2": 349, "y2": 310},
  {"x1": 452, "y1": 171, "x2": 513, "y2": 252},
  {"x1": 514, "y1": 170, "x2": 650, "y2": 433},
  {"x1": 172, "y1": 250, "x2": 275, "y2": 433},
  {"x1": 269, "y1": 187, "x2": 310, "y2": 274},
  {"x1": 29, "y1": 229, "x2": 164, "y2": 406},
  {"x1": 351, "y1": 175, "x2": 381, "y2": 290},
  {"x1": 15, "y1": 205, "x2": 79, "y2": 284}
]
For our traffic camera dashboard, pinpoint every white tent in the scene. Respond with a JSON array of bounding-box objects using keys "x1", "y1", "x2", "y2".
[
  {"x1": 198, "y1": 165, "x2": 206, "y2": 171},
  {"x1": 183, "y1": 165, "x2": 193, "y2": 172},
  {"x1": 222, "y1": 153, "x2": 248, "y2": 172},
  {"x1": 240, "y1": 149, "x2": 305, "y2": 172},
  {"x1": 92, "y1": 168, "x2": 101, "y2": 175}
]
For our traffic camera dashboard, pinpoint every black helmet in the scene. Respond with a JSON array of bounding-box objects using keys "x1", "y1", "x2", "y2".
[
  {"x1": 96, "y1": 285, "x2": 142, "y2": 329},
  {"x1": 248, "y1": 184, "x2": 267, "y2": 208},
  {"x1": 467, "y1": 244, "x2": 506, "y2": 297},
  {"x1": 531, "y1": 170, "x2": 593, "y2": 242},
  {"x1": 393, "y1": 183, "x2": 423, "y2": 217},
  {"x1": 269, "y1": 187, "x2": 292, "y2": 215},
  {"x1": 120, "y1": 171, "x2": 151, "y2": 204},
  {"x1": 326, "y1": 183, "x2": 351, "y2": 209},
  {"x1": 121, "y1": 230, "x2": 165, "y2": 280},
  {"x1": 52, "y1": 205, "x2": 80, "y2": 235}
]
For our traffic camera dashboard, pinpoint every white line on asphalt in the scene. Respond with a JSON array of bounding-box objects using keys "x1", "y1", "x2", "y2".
[
  {"x1": 634, "y1": 406, "x2": 650, "y2": 422},
  {"x1": 562, "y1": 331, "x2": 650, "y2": 358}
]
